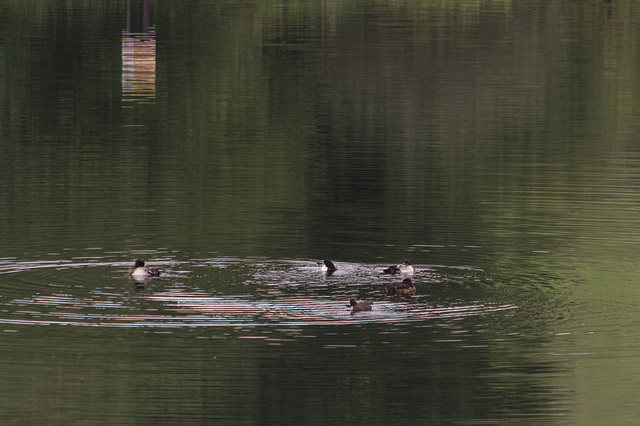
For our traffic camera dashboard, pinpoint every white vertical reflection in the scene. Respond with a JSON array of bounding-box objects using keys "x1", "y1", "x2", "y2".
[{"x1": 122, "y1": 0, "x2": 156, "y2": 104}]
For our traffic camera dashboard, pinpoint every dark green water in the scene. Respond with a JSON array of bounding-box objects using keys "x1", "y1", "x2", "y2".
[{"x1": 1, "y1": 0, "x2": 640, "y2": 423}]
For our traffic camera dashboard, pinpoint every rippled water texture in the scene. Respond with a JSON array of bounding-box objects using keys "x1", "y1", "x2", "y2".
[
  {"x1": 0, "y1": 257, "x2": 515, "y2": 329},
  {"x1": 3, "y1": 0, "x2": 640, "y2": 424}
]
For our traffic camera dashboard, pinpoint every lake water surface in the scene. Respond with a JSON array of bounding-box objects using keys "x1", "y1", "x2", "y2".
[{"x1": 2, "y1": 0, "x2": 640, "y2": 424}]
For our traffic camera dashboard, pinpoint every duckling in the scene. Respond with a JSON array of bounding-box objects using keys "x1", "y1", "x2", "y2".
[
  {"x1": 348, "y1": 299, "x2": 372, "y2": 313},
  {"x1": 383, "y1": 259, "x2": 414, "y2": 275},
  {"x1": 319, "y1": 259, "x2": 338, "y2": 274},
  {"x1": 386, "y1": 278, "x2": 416, "y2": 296},
  {"x1": 128, "y1": 259, "x2": 161, "y2": 279}
]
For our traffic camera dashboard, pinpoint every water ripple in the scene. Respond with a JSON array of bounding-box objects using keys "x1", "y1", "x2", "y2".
[{"x1": 0, "y1": 257, "x2": 516, "y2": 329}]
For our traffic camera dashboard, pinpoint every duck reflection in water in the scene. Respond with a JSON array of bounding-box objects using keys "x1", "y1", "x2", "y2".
[
  {"x1": 348, "y1": 299, "x2": 372, "y2": 314},
  {"x1": 129, "y1": 275, "x2": 150, "y2": 289},
  {"x1": 383, "y1": 259, "x2": 414, "y2": 276},
  {"x1": 386, "y1": 278, "x2": 416, "y2": 296},
  {"x1": 319, "y1": 259, "x2": 338, "y2": 275}
]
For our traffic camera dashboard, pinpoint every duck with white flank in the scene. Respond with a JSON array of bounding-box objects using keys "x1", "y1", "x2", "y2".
[
  {"x1": 319, "y1": 259, "x2": 338, "y2": 274},
  {"x1": 383, "y1": 259, "x2": 414, "y2": 275},
  {"x1": 128, "y1": 259, "x2": 161, "y2": 279}
]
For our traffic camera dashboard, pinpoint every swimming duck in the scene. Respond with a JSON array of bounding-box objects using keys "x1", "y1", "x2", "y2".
[
  {"x1": 383, "y1": 259, "x2": 414, "y2": 275},
  {"x1": 319, "y1": 259, "x2": 338, "y2": 273},
  {"x1": 348, "y1": 299, "x2": 372, "y2": 313},
  {"x1": 128, "y1": 259, "x2": 161, "y2": 278},
  {"x1": 386, "y1": 278, "x2": 416, "y2": 296}
]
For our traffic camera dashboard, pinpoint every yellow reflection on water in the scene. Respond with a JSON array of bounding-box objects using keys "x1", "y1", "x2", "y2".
[{"x1": 122, "y1": 0, "x2": 155, "y2": 104}]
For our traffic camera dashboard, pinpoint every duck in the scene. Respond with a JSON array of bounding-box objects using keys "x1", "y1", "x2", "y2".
[
  {"x1": 386, "y1": 278, "x2": 416, "y2": 296},
  {"x1": 383, "y1": 259, "x2": 414, "y2": 275},
  {"x1": 128, "y1": 259, "x2": 161, "y2": 278},
  {"x1": 319, "y1": 259, "x2": 338, "y2": 274},
  {"x1": 348, "y1": 299, "x2": 372, "y2": 313}
]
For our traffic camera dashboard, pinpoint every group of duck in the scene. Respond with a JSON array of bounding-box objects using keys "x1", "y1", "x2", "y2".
[
  {"x1": 319, "y1": 258, "x2": 417, "y2": 314},
  {"x1": 128, "y1": 258, "x2": 416, "y2": 314}
]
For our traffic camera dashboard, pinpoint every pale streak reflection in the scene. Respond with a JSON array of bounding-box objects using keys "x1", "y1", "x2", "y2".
[{"x1": 122, "y1": 0, "x2": 155, "y2": 103}]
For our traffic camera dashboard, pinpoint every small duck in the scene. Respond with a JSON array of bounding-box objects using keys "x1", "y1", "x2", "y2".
[
  {"x1": 319, "y1": 259, "x2": 338, "y2": 274},
  {"x1": 386, "y1": 278, "x2": 416, "y2": 296},
  {"x1": 128, "y1": 259, "x2": 161, "y2": 279},
  {"x1": 383, "y1": 259, "x2": 414, "y2": 275},
  {"x1": 348, "y1": 299, "x2": 372, "y2": 313}
]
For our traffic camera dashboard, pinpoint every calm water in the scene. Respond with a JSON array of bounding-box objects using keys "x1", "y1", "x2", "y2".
[{"x1": 1, "y1": 0, "x2": 640, "y2": 424}]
